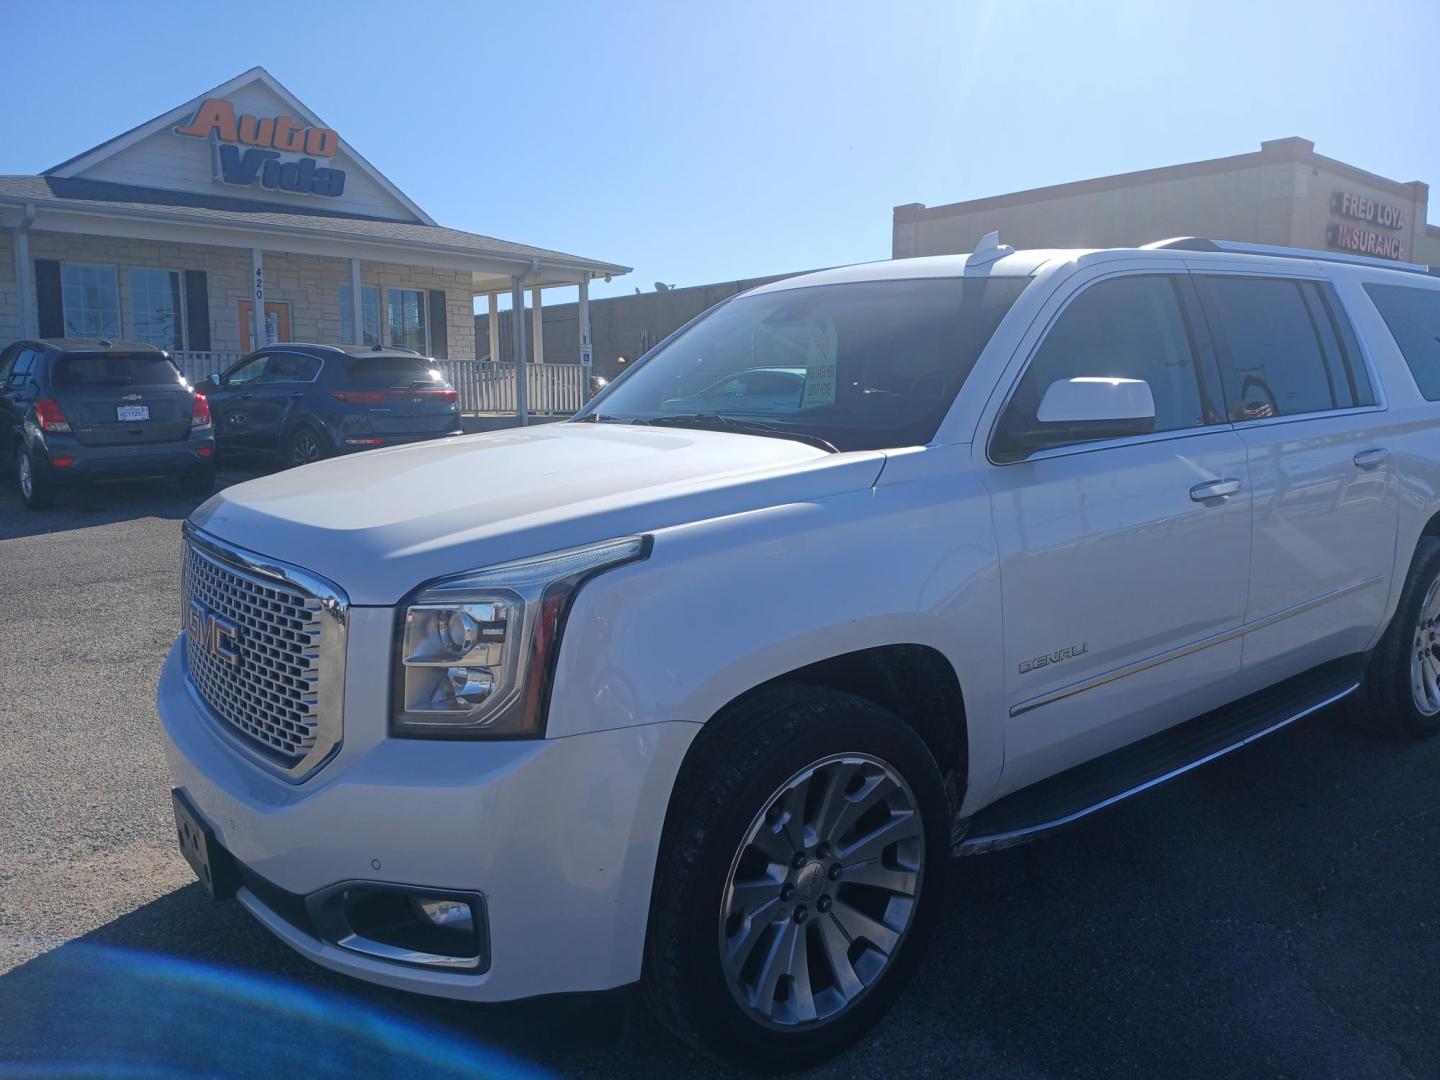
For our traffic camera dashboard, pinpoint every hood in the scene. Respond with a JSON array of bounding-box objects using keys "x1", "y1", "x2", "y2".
[{"x1": 191, "y1": 422, "x2": 886, "y2": 604}]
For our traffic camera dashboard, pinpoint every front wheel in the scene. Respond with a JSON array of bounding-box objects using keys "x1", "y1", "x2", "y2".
[{"x1": 643, "y1": 685, "x2": 950, "y2": 1068}]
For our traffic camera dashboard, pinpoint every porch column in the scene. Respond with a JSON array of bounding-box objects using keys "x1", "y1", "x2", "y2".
[
  {"x1": 510, "y1": 275, "x2": 529, "y2": 425},
  {"x1": 530, "y1": 286, "x2": 544, "y2": 363},
  {"x1": 578, "y1": 276, "x2": 592, "y2": 398},
  {"x1": 487, "y1": 293, "x2": 500, "y2": 363},
  {"x1": 349, "y1": 258, "x2": 364, "y2": 345},
  {"x1": 250, "y1": 248, "x2": 264, "y2": 347},
  {"x1": 14, "y1": 207, "x2": 37, "y2": 339}
]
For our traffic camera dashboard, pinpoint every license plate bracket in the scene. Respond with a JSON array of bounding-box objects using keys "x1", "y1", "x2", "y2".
[
  {"x1": 116, "y1": 404, "x2": 150, "y2": 422},
  {"x1": 172, "y1": 789, "x2": 238, "y2": 900}
]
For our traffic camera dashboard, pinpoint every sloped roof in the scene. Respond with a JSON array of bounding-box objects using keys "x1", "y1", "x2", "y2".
[{"x1": 0, "y1": 175, "x2": 630, "y2": 274}]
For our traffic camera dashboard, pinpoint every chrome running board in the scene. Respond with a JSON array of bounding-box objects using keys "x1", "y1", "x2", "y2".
[{"x1": 955, "y1": 656, "x2": 1362, "y2": 856}]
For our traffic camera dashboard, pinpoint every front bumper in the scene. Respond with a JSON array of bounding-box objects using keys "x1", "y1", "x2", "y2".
[{"x1": 157, "y1": 620, "x2": 697, "y2": 1002}]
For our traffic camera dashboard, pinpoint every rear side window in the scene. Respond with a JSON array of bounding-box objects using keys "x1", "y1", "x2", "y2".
[
  {"x1": 346, "y1": 355, "x2": 444, "y2": 387},
  {"x1": 1195, "y1": 276, "x2": 1373, "y2": 420},
  {"x1": 51, "y1": 352, "x2": 177, "y2": 387},
  {"x1": 1364, "y1": 283, "x2": 1440, "y2": 400},
  {"x1": 6, "y1": 349, "x2": 39, "y2": 387},
  {"x1": 265, "y1": 353, "x2": 321, "y2": 381}
]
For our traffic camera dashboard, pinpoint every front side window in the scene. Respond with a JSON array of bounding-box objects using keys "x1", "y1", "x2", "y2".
[
  {"x1": 339, "y1": 284, "x2": 381, "y2": 346},
  {"x1": 223, "y1": 355, "x2": 270, "y2": 385},
  {"x1": 1364, "y1": 282, "x2": 1440, "y2": 400},
  {"x1": 993, "y1": 274, "x2": 1218, "y2": 460},
  {"x1": 61, "y1": 264, "x2": 121, "y2": 338},
  {"x1": 1195, "y1": 275, "x2": 1369, "y2": 420},
  {"x1": 386, "y1": 288, "x2": 427, "y2": 352},
  {"x1": 585, "y1": 276, "x2": 1028, "y2": 452},
  {"x1": 129, "y1": 268, "x2": 184, "y2": 351}
]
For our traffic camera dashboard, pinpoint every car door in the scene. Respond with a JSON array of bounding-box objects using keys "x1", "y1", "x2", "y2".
[
  {"x1": 978, "y1": 269, "x2": 1253, "y2": 796},
  {"x1": 0, "y1": 345, "x2": 28, "y2": 458},
  {"x1": 208, "y1": 353, "x2": 271, "y2": 452},
  {"x1": 1192, "y1": 271, "x2": 1399, "y2": 687},
  {"x1": 245, "y1": 350, "x2": 318, "y2": 452}
]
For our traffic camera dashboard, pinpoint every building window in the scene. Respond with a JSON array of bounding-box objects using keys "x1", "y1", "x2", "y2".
[
  {"x1": 387, "y1": 288, "x2": 427, "y2": 352},
  {"x1": 339, "y1": 284, "x2": 381, "y2": 346},
  {"x1": 130, "y1": 268, "x2": 184, "y2": 351},
  {"x1": 61, "y1": 264, "x2": 121, "y2": 338}
]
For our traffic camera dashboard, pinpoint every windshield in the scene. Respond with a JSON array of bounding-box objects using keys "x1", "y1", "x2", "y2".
[
  {"x1": 51, "y1": 352, "x2": 179, "y2": 387},
  {"x1": 346, "y1": 356, "x2": 446, "y2": 388},
  {"x1": 582, "y1": 276, "x2": 1028, "y2": 451}
]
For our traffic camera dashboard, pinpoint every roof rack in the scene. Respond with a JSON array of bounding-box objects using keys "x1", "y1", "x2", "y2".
[{"x1": 1143, "y1": 237, "x2": 1432, "y2": 275}]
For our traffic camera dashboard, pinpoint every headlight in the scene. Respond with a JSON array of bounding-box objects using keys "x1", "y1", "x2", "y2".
[{"x1": 393, "y1": 536, "x2": 649, "y2": 738}]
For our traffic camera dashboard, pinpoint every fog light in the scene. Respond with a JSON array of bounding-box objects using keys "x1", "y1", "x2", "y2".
[{"x1": 410, "y1": 897, "x2": 474, "y2": 932}]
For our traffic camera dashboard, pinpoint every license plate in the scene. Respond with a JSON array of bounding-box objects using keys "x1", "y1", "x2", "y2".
[
  {"x1": 172, "y1": 789, "x2": 238, "y2": 900},
  {"x1": 116, "y1": 404, "x2": 150, "y2": 422}
]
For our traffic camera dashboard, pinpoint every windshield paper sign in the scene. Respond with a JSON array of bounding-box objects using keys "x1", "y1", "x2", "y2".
[{"x1": 800, "y1": 321, "x2": 838, "y2": 408}]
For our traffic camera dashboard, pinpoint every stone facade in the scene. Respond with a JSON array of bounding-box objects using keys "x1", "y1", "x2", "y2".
[{"x1": 4, "y1": 231, "x2": 477, "y2": 357}]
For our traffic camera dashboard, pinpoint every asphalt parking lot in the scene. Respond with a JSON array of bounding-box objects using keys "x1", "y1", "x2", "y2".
[{"x1": 2, "y1": 468, "x2": 1440, "y2": 1079}]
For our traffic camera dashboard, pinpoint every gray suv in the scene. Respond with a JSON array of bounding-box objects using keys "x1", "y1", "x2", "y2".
[{"x1": 0, "y1": 338, "x2": 216, "y2": 509}]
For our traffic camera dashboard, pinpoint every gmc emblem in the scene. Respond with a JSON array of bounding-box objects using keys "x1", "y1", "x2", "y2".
[{"x1": 188, "y1": 600, "x2": 239, "y2": 666}]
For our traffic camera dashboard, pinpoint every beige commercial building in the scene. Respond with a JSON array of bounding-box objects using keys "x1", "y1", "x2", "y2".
[{"x1": 894, "y1": 137, "x2": 1440, "y2": 267}]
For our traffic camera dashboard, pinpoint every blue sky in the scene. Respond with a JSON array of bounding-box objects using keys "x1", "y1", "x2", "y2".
[{"x1": 3, "y1": 0, "x2": 1438, "y2": 305}]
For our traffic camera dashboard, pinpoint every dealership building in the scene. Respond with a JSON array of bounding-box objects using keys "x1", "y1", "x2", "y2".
[
  {"x1": 0, "y1": 67, "x2": 627, "y2": 380},
  {"x1": 894, "y1": 137, "x2": 1440, "y2": 266}
]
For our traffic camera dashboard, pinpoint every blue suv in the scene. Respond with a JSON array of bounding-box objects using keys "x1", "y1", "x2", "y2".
[{"x1": 205, "y1": 344, "x2": 462, "y2": 466}]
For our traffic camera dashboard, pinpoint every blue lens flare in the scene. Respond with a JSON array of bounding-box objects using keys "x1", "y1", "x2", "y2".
[{"x1": 0, "y1": 942, "x2": 554, "y2": 1079}]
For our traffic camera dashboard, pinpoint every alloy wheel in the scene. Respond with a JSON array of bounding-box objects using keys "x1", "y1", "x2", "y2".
[
  {"x1": 718, "y1": 753, "x2": 924, "y2": 1030},
  {"x1": 1411, "y1": 575, "x2": 1440, "y2": 715},
  {"x1": 18, "y1": 453, "x2": 32, "y2": 499},
  {"x1": 291, "y1": 429, "x2": 321, "y2": 464}
]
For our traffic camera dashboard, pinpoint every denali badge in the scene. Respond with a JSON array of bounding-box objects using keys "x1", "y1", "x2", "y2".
[
  {"x1": 1019, "y1": 642, "x2": 1087, "y2": 675},
  {"x1": 187, "y1": 600, "x2": 239, "y2": 667}
]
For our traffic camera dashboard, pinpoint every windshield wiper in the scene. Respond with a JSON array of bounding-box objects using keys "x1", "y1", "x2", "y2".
[
  {"x1": 643, "y1": 413, "x2": 838, "y2": 453},
  {"x1": 575, "y1": 414, "x2": 653, "y2": 426}
]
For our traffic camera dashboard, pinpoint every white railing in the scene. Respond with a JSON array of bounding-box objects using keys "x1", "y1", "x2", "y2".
[
  {"x1": 173, "y1": 351, "x2": 244, "y2": 383},
  {"x1": 436, "y1": 361, "x2": 588, "y2": 415},
  {"x1": 171, "y1": 351, "x2": 587, "y2": 416}
]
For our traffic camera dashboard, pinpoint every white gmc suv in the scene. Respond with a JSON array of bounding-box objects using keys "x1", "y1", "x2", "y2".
[{"x1": 160, "y1": 236, "x2": 1440, "y2": 1067}]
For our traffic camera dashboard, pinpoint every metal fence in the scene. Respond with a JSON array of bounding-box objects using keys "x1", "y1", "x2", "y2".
[
  {"x1": 172, "y1": 352, "x2": 587, "y2": 415},
  {"x1": 435, "y1": 360, "x2": 587, "y2": 415}
]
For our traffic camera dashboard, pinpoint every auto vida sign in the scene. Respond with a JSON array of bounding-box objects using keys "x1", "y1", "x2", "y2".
[
  {"x1": 1327, "y1": 189, "x2": 1408, "y2": 260},
  {"x1": 174, "y1": 98, "x2": 346, "y2": 198}
]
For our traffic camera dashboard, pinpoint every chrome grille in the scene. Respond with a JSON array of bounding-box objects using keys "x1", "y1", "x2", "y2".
[{"x1": 181, "y1": 532, "x2": 346, "y2": 777}]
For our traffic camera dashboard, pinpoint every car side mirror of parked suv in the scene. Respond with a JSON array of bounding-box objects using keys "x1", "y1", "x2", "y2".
[
  {"x1": 207, "y1": 373, "x2": 221, "y2": 387},
  {"x1": 997, "y1": 376, "x2": 1157, "y2": 461}
]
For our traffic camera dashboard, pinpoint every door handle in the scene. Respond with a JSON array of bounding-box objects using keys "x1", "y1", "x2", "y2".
[
  {"x1": 1190, "y1": 478, "x2": 1242, "y2": 501},
  {"x1": 1354, "y1": 448, "x2": 1389, "y2": 469}
]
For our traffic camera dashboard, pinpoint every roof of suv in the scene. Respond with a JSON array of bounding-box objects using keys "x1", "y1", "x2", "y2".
[
  {"x1": 33, "y1": 338, "x2": 166, "y2": 353},
  {"x1": 255, "y1": 342, "x2": 431, "y2": 360}
]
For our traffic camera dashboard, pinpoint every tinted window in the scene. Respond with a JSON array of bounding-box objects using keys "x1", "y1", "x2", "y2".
[
  {"x1": 346, "y1": 355, "x2": 445, "y2": 387},
  {"x1": 1299, "y1": 283, "x2": 1375, "y2": 409},
  {"x1": 996, "y1": 275, "x2": 1215, "y2": 457},
  {"x1": 51, "y1": 352, "x2": 177, "y2": 387},
  {"x1": 588, "y1": 277, "x2": 1029, "y2": 452},
  {"x1": 265, "y1": 353, "x2": 321, "y2": 381},
  {"x1": 7, "y1": 349, "x2": 39, "y2": 386},
  {"x1": 1364, "y1": 283, "x2": 1440, "y2": 400},
  {"x1": 1196, "y1": 276, "x2": 1354, "y2": 420}
]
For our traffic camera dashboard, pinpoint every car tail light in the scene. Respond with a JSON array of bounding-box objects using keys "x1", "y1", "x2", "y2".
[
  {"x1": 33, "y1": 399, "x2": 71, "y2": 433},
  {"x1": 191, "y1": 393, "x2": 212, "y2": 428},
  {"x1": 51, "y1": 456, "x2": 75, "y2": 468},
  {"x1": 410, "y1": 388, "x2": 459, "y2": 404},
  {"x1": 329, "y1": 389, "x2": 386, "y2": 405},
  {"x1": 197, "y1": 446, "x2": 214, "y2": 458}
]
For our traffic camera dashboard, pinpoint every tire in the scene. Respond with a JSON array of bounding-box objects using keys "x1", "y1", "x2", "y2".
[
  {"x1": 178, "y1": 465, "x2": 216, "y2": 497},
  {"x1": 642, "y1": 685, "x2": 950, "y2": 1068},
  {"x1": 1352, "y1": 535, "x2": 1440, "y2": 739},
  {"x1": 285, "y1": 423, "x2": 330, "y2": 467},
  {"x1": 17, "y1": 446, "x2": 56, "y2": 510}
]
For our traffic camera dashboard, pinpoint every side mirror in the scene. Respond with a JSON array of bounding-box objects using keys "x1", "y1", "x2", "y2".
[
  {"x1": 999, "y1": 376, "x2": 1157, "y2": 460},
  {"x1": 207, "y1": 373, "x2": 221, "y2": 387}
]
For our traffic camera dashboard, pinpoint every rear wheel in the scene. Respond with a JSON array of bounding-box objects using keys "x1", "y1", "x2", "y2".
[
  {"x1": 643, "y1": 685, "x2": 950, "y2": 1068},
  {"x1": 1352, "y1": 535, "x2": 1440, "y2": 739},
  {"x1": 17, "y1": 447, "x2": 56, "y2": 510},
  {"x1": 285, "y1": 423, "x2": 329, "y2": 467}
]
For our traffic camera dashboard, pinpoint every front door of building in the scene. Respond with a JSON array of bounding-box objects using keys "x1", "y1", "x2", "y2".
[{"x1": 239, "y1": 301, "x2": 291, "y2": 352}]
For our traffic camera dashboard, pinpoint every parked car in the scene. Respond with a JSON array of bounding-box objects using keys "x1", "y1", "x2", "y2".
[
  {"x1": 660, "y1": 365, "x2": 806, "y2": 415},
  {"x1": 204, "y1": 344, "x2": 461, "y2": 466},
  {"x1": 1, "y1": 338, "x2": 214, "y2": 509},
  {"x1": 161, "y1": 236, "x2": 1440, "y2": 1067}
]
